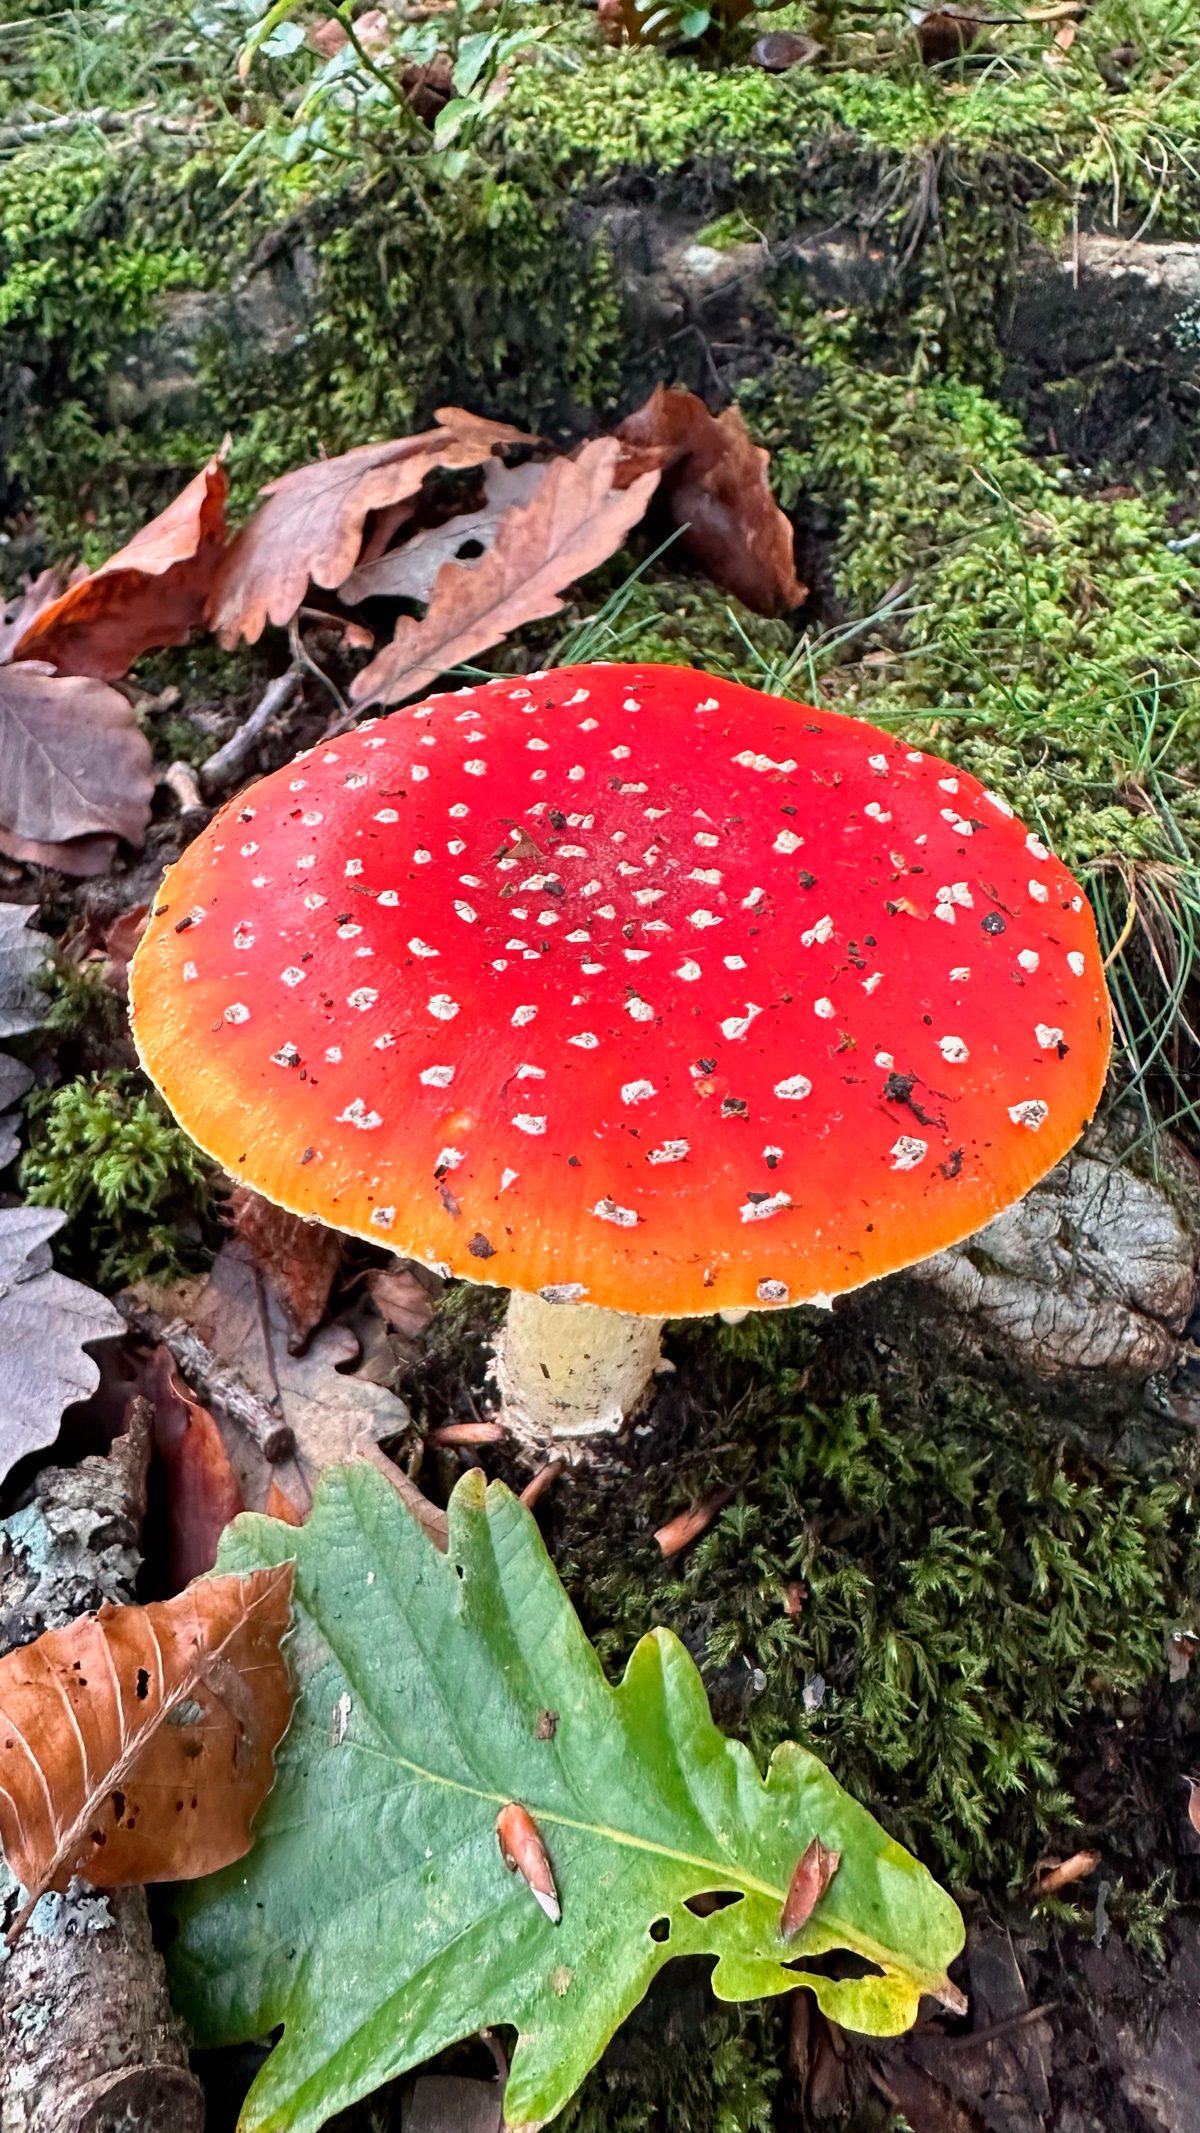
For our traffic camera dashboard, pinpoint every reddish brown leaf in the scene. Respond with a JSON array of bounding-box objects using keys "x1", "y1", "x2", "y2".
[
  {"x1": 351, "y1": 439, "x2": 660, "y2": 706},
  {"x1": 1031, "y1": 1849, "x2": 1100, "y2": 1894},
  {"x1": 600, "y1": 0, "x2": 752, "y2": 42},
  {"x1": 207, "y1": 409, "x2": 532, "y2": 648},
  {"x1": 0, "y1": 1564, "x2": 292, "y2": 1933},
  {"x1": 227, "y1": 1183, "x2": 343, "y2": 1348},
  {"x1": 496, "y1": 1802, "x2": 561, "y2": 1922},
  {"x1": 0, "y1": 665, "x2": 155, "y2": 875},
  {"x1": 144, "y1": 1345, "x2": 244, "y2": 1589},
  {"x1": 101, "y1": 902, "x2": 151, "y2": 994},
  {"x1": 780, "y1": 1836, "x2": 841, "y2": 1937},
  {"x1": 1185, "y1": 1777, "x2": 1200, "y2": 1838},
  {"x1": 11, "y1": 453, "x2": 229, "y2": 680},
  {"x1": 616, "y1": 385, "x2": 805, "y2": 615}
]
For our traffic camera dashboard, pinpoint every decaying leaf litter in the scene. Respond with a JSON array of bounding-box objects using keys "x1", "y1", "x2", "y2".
[{"x1": 7, "y1": 4, "x2": 1200, "y2": 2115}]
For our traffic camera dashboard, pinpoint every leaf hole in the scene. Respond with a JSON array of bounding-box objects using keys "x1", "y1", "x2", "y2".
[
  {"x1": 784, "y1": 1950, "x2": 884, "y2": 1982},
  {"x1": 649, "y1": 1917, "x2": 671, "y2": 1943},
  {"x1": 135, "y1": 1668, "x2": 150, "y2": 1700},
  {"x1": 685, "y1": 1891, "x2": 745, "y2": 1917}
]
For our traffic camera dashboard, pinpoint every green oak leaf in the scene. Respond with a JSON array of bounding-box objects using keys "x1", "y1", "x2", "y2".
[{"x1": 172, "y1": 1465, "x2": 963, "y2": 2132}]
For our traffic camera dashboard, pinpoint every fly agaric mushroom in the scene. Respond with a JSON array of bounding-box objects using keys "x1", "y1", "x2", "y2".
[{"x1": 130, "y1": 663, "x2": 1110, "y2": 1453}]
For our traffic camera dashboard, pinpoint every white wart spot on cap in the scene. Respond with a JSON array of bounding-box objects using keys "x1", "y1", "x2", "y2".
[
  {"x1": 420, "y1": 1065, "x2": 454, "y2": 1087},
  {"x1": 1067, "y1": 951, "x2": 1086, "y2": 976},
  {"x1": 224, "y1": 1003, "x2": 250, "y2": 1024},
  {"x1": 512, "y1": 1114, "x2": 546, "y2": 1135},
  {"x1": 938, "y1": 1035, "x2": 969, "y2": 1064},
  {"x1": 890, "y1": 1136, "x2": 928, "y2": 1170},
  {"x1": 774, "y1": 1074, "x2": 812, "y2": 1101},
  {"x1": 338, "y1": 1098, "x2": 382, "y2": 1130},
  {"x1": 757, "y1": 1278, "x2": 789, "y2": 1304},
  {"x1": 427, "y1": 995, "x2": 459, "y2": 1020},
  {"x1": 621, "y1": 1078, "x2": 656, "y2": 1104},
  {"x1": 1009, "y1": 1098, "x2": 1049, "y2": 1130},
  {"x1": 647, "y1": 1140, "x2": 689, "y2": 1164},
  {"x1": 741, "y1": 1190, "x2": 791, "y2": 1223},
  {"x1": 593, "y1": 1198, "x2": 638, "y2": 1227},
  {"x1": 1035, "y1": 1024, "x2": 1064, "y2": 1049}
]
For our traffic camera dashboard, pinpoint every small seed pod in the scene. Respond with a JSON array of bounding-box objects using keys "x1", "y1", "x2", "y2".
[
  {"x1": 780, "y1": 1835, "x2": 840, "y2": 1939},
  {"x1": 497, "y1": 1802, "x2": 561, "y2": 1924}
]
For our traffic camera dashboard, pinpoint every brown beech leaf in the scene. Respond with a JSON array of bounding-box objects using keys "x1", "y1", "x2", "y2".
[
  {"x1": 351, "y1": 439, "x2": 660, "y2": 706},
  {"x1": 144, "y1": 1345, "x2": 245, "y2": 1590},
  {"x1": 11, "y1": 452, "x2": 229, "y2": 680},
  {"x1": 207, "y1": 409, "x2": 532, "y2": 648},
  {"x1": 781, "y1": 1835, "x2": 841, "y2": 1937},
  {"x1": 1184, "y1": 1777, "x2": 1200, "y2": 1838},
  {"x1": 0, "y1": 664, "x2": 156, "y2": 875},
  {"x1": 616, "y1": 385, "x2": 804, "y2": 615},
  {"x1": 0, "y1": 1563, "x2": 293, "y2": 1931},
  {"x1": 227, "y1": 1184, "x2": 343, "y2": 1348},
  {"x1": 340, "y1": 459, "x2": 544, "y2": 607}
]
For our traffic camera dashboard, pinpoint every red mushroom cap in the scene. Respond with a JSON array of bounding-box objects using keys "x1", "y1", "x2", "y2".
[{"x1": 130, "y1": 663, "x2": 1111, "y2": 1315}]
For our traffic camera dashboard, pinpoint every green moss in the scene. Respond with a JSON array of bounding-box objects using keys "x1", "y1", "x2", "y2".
[
  {"x1": 551, "y1": 1309, "x2": 1200, "y2": 1891},
  {"x1": 19, "y1": 1074, "x2": 215, "y2": 1287}
]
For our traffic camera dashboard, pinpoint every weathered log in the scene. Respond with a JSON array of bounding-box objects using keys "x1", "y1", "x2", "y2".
[{"x1": 0, "y1": 1403, "x2": 205, "y2": 2133}]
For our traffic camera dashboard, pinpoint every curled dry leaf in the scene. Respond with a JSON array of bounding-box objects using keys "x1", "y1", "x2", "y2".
[
  {"x1": 781, "y1": 1836, "x2": 841, "y2": 1938},
  {"x1": 0, "y1": 1562, "x2": 293, "y2": 1936},
  {"x1": 340, "y1": 460, "x2": 544, "y2": 608},
  {"x1": 496, "y1": 1802, "x2": 561, "y2": 1923},
  {"x1": 1185, "y1": 1777, "x2": 1200, "y2": 1839},
  {"x1": 227, "y1": 1184, "x2": 343, "y2": 1349},
  {"x1": 654, "y1": 1486, "x2": 734, "y2": 1560},
  {"x1": 616, "y1": 385, "x2": 805, "y2": 615},
  {"x1": 11, "y1": 452, "x2": 229, "y2": 680},
  {"x1": 207, "y1": 409, "x2": 532, "y2": 648},
  {"x1": 365, "y1": 1260, "x2": 439, "y2": 1345},
  {"x1": 0, "y1": 665, "x2": 155, "y2": 876},
  {"x1": 1031, "y1": 1849, "x2": 1100, "y2": 1895},
  {"x1": 351, "y1": 438, "x2": 660, "y2": 706},
  {"x1": 143, "y1": 1345, "x2": 244, "y2": 1590},
  {"x1": 0, "y1": 569, "x2": 63, "y2": 663}
]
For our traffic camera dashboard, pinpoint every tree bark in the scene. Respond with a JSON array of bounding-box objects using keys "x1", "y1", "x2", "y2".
[{"x1": 0, "y1": 1403, "x2": 205, "y2": 2133}]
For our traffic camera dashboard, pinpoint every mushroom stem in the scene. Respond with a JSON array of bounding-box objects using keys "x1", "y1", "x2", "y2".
[{"x1": 493, "y1": 1292, "x2": 666, "y2": 1457}]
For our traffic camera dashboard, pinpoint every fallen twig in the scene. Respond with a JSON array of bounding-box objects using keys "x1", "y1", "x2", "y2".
[
  {"x1": 199, "y1": 670, "x2": 300, "y2": 797},
  {"x1": 118, "y1": 1300, "x2": 296, "y2": 1463}
]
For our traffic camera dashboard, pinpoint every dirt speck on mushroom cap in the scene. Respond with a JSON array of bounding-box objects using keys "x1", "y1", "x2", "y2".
[{"x1": 129, "y1": 663, "x2": 1111, "y2": 1314}]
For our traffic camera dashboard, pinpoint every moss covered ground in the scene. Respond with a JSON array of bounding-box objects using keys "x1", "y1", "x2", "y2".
[{"x1": 4, "y1": 4, "x2": 1200, "y2": 2128}]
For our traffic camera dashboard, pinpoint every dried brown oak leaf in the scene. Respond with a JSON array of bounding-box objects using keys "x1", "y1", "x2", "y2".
[
  {"x1": 0, "y1": 665, "x2": 155, "y2": 876},
  {"x1": 0, "y1": 1207, "x2": 124, "y2": 1486},
  {"x1": 351, "y1": 438, "x2": 660, "y2": 707},
  {"x1": 191, "y1": 1240, "x2": 446, "y2": 1546},
  {"x1": 227, "y1": 1183, "x2": 343, "y2": 1349},
  {"x1": 0, "y1": 1562, "x2": 293, "y2": 1938},
  {"x1": 207, "y1": 409, "x2": 531, "y2": 648},
  {"x1": 616, "y1": 385, "x2": 805, "y2": 615},
  {"x1": 11, "y1": 451, "x2": 229, "y2": 680}
]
